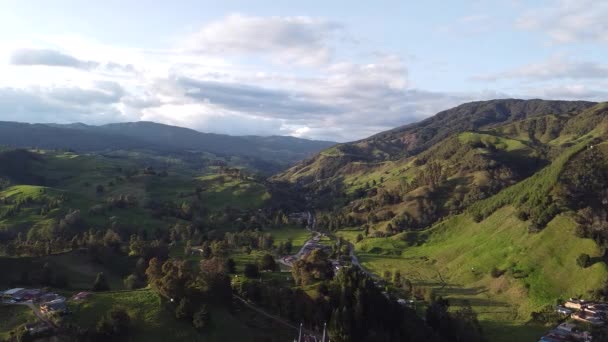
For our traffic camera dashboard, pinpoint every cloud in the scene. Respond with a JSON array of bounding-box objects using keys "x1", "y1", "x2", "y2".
[
  {"x1": 0, "y1": 85, "x2": 124, "y2": 124},
  {"x1": 10, "y1": 48, "x2": 99, "y2": 69},
  {"x1": 522, "y1": 84, "x2": 608, "y2": 101},
  {"x1": 473, "y1": 57, "x2": 608, "y2": 81},
  {"x1": 516, "y1": 0, "x2": 608, "y2": 43},
  {"x1": 183, "y1": 14, "x2": 343, "y2": 65}
]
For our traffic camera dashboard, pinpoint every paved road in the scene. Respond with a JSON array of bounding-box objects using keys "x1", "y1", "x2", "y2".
[
  {"x1": 346, "y1": 241, "x2": 380, "y2": 280},
  {"x1": 279, "y1": 211, "x2": 321, "y2": 268}
]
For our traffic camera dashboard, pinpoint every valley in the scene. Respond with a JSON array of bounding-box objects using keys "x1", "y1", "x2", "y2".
[{"x1": 3, "y1": 100, "x2": 608, "y2": 341}]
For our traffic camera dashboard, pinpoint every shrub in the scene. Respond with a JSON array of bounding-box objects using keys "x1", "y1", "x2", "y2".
[
  {"x1": 577, "y1": 253, "x2": 591, "y2": 268},
  {"x1": 259, "y1": 254, "x2": 277, "y2": 272},
  {"x1": 244, "y1": 263, "x2": 260, "y2": 278},
  {"x1": 193, "y1": 305, "x2": 210, "y2": 331},
  {"x1": 490, "y1": 267, "x2": 505, "y2": 278}
]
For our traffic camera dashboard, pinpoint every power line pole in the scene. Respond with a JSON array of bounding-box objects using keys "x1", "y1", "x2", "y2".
[
  {"x1": 321, "y1": 322, "x2": 326, "y2": 342},
  {"x1": 298, "y1": 322, "x2": 302, "y2": 342}
]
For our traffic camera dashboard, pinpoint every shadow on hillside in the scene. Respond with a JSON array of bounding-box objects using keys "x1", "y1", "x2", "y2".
[
  {"x1": 436, "y1": 285, "x2": 488, "y2": 296},
  {"x1": 590, "y1": 256, "x2": 605, "y2": 267}
]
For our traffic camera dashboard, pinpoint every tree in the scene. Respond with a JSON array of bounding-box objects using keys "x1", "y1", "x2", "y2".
[
  {"x1": 93, "y1": 272, "x2": 110, "y2": 291},
  {"x1": 96, "y1": 184, "x2": 105, "y2": 194},
  {"x1": 175, "y1": 297, "x2": 193, "y2": 320},
  {"x1": 259, "y1": 254, "x2": 277, "y2": 272},
  {"x1": 124, "y1": 274, "x2": 142, "y2": 290},
  {"x1": 577, "y1": 253, "x2": 591, "y2": 268},
  {"x1": 192, "y1": 305, "x2": 210, "y2": 331},
  {"x1": 284, "y1": 240, "x2": 293, "y2": 254},
  {"x1": 225, "y1": 258, "x2": 236, "y2": 274},
  {"x1": 146, "y1": 257, "x2": 162, "y2": 286},
  {"x1": 244, "y1": 263, "x2": 260, "y2": 278},
  {"x1": 41, "y1": 262, "x2": 53, "y2": 286},
  {"x1": 97, "y1": 307, "x2": 131, "y2": 337}
]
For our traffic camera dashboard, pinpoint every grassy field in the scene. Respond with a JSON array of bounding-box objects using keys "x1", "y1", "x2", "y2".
[
  {"x1": 0, "y1": 305, "x2": 35, "y2": 339},
  {"x1": 197, "y1": 174, "x2": 271, "y2": 211},
  {"x1": 346, "y1": 206, "x2": 607, "y2": 341},
  {"x1": 69, "y1": 289, "x2": 294, "y2": 341},
  {"x1": 269, "y1": 226, "x2": 312, "y2": 252}
]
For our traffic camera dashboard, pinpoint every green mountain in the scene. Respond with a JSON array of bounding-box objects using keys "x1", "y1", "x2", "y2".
[
  {"x1": 0, "y1": 121, "x2": 335, "y2": 173},
  {"x1": 276, "y1": 99, "x2": 608, "y2": 339}
]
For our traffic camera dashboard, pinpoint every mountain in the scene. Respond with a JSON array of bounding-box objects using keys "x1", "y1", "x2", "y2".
[
  {"x1": 276, "y1": 99, "x2": 596, "y2": 184},
  {"x1": 0, "y1": 121, "x2": 335, "y2": 172},
  {"x1": 276, "y1": 99, "x2": 608, "y2": 224},
  {"x1": 273, "y1": 99, "x2": 608, "y2": 338}
]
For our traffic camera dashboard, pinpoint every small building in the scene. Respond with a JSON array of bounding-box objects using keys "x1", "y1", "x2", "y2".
[
  {"x1": 20, "y1": 289, "x2": 44, "y2": 301},
  {"x1": 25, "y1": 322, "x2": 51, "y2": 335},
  {"x1": 564, "y1": 298, "x2": 588, "y2": 310},
  {"x1": 555, "y1": 306, "x2": 572, "y2": 315},
  {"x1": 72, "y1": 291, "x2": 91, "y2": 301},
  {"x1": 571, "y1": 310, "x2": 604, "y2": 325},
  {"x1": 2, "y1": 288, "x2": 25, "y2": 301},
  {"x1": 40, "y1": 298, "x2": 67, "y2": 315},
  {"x1": 37, "y1": 293, "x2": 61, "y2": 304}
]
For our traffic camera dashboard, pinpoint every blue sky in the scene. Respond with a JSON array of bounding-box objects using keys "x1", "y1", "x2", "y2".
[{"x1": 0, "y1": 0, "x2": 606, "y2": 141}]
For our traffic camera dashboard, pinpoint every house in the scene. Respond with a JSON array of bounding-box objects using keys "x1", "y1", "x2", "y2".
[
  {"x1": 37, "y1": 293, "x2": 61, "y2": 304},
  {"x1": 72, "y1": 291, "x2": 91, "y2": 301},
  {"x1": 565, "y1": 298, "x2": 588, "y2": 310},
  {"x1": 555, "y1": 323, "x2": 591, "y2": 341},
  {"x1": 40, "y1": 298, "x2": 67, "y2": 315},
  {"x1": 1, "y1": 288, "x2": 25, "y2": 301},
  {"x1": 571, "y1": 310, "x2": 604, "y2": 325},
  {"x1": 25, "y1": 322, "x2": 51, "y2": 335},
  {"x1": 20, "y1": 289, "x2": 44, "y2": 301},
  {"x1": 555, "y1": 306, "x2": 572, "y2": 315}
]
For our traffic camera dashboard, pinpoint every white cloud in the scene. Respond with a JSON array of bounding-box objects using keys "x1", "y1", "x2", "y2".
[
  {"x1": 7, "y1": 13, "x2": 601, "y2": 143},
  {"x1": 473, "y1": 56, "x2": 608, "y2": 81},
  {"x1": 183, "y1": 14, "x2": 342, "y2": 66},
  {"x1": 516, "y1": 0, "x2": 608, "y2": 43}
]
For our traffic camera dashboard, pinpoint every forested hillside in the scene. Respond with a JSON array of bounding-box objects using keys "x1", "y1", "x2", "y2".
[
  {"x1": 276, "y1": 99, "x2": 608, "y2": 340},
  {"x1": 0, "y1": 121, "x2": 335, "y2": 174}
]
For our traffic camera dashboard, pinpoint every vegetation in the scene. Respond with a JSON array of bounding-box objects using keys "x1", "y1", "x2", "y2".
[{"x1": 4, "y1": 99, "x2": 608, "y2": 341}]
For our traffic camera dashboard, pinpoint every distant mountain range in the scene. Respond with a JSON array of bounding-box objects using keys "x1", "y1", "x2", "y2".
[{"x1": 0, "y1": 121, "x2": 336, "y2": 168}]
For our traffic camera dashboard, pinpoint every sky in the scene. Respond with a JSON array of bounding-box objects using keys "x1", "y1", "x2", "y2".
[{"x1": 0, "y1": 0, "x2": 607, "y2": 142}]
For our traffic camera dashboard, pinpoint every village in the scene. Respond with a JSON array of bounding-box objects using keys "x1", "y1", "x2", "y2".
[
  {"x1": 539, "y1": 298, "x2": 608, "y2": 341},
  {"x1": 1, "y1": 287, "x2": 90, "y2": 338}
]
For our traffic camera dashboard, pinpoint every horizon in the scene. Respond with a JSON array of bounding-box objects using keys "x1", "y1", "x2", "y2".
[
  {"x1": 1, "y1": 1, "x2": 607, "y2": 142},
  {"x1": 5, "y1": 97, "x2": 602, "y2": 143}
]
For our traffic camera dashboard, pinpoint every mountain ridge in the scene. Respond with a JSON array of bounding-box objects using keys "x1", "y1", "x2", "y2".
[{"x1": 0, "y1": 120, "x2": 336, "y2": 173}]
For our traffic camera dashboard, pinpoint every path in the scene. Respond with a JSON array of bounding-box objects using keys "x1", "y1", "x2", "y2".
[
  {"x1": 278, "y1": 211, "x2": 321, "y2": 268},
  {"x1": 15, "y1": 300, "x2": 57, "y2": 328}
]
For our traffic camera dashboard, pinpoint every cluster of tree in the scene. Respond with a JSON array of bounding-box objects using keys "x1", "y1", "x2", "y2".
[
  {"x1": 425, "y1": 297, "x2": 484, "y2": 342},
  {"x1": 292, "y1": 249, "x2": 334, "y2": 286},
  {"x1": 6, "y1": 262, "x2": 70, "y2": 289},
  {"x1": 145, "y1": 257, "x2": 230, "y2": 331}
]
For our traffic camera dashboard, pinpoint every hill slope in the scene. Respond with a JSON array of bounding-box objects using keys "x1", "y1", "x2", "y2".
[{"x1": 0, "y1": 121, "x2": 335, "y2": 172}]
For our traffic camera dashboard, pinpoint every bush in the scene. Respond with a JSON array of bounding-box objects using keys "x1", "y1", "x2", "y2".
[
  {"x1": 259, "y1": 254, "x2": 276, "y2": 272},
  {"x1": 193, "y1": 305, "x2": 210, "y2": 331},
  {"x1": 97, "y1": 307, "x2": 131, "y2": 337},
  {"x1": 175, "y1": 298, "x2": 193, "y2": 320},
  {"x1": 577, "y1": 253, "x2": 591, "y2": 268},
  {"x1": 224, "y1": 258, "x2": 236, "y2": 274},
  {"x1": 123, "y1": 274, "x2": 143, "y2": 290},
  {"x1": 490, "y1": 267, "x2": 505, "y2": 278},
  {"x1": 93, "y1": 272, "x2": 110, "y2": 291},
  {"x1": 244, "y1": 263, "x2": 260, "y2": 278}
]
